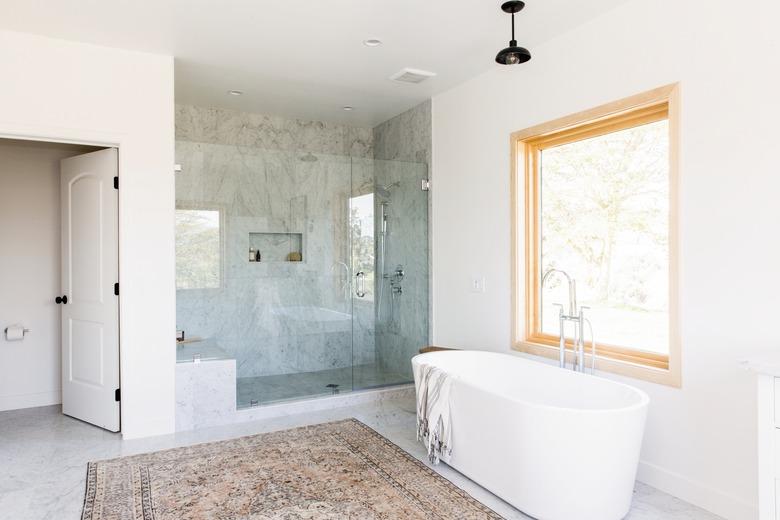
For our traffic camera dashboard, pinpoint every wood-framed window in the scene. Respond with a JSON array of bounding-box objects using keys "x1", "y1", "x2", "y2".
[{"x1": 511, "y1": 84, "x2": 680, "y2": 387}]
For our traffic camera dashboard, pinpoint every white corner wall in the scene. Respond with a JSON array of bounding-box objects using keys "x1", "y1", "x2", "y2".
[
  {"x1": 0, "y1": 30, "x2": 176, "y2": 438},
  {"x1": 431, "y1": 1, "x2": 780, "y2": 518}
]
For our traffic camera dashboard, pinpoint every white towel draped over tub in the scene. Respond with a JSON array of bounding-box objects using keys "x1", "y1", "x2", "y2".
[{"x1": 413, "y1": 362, "x2": 454, "y2": 464}]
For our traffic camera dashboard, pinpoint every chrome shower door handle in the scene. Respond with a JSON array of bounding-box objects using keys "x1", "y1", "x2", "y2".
[{"x1": 355, "y1": 271, "x2": 366, "y2": 298}]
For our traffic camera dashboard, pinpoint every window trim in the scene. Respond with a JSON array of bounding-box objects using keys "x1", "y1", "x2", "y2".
[{"x1": 510, "y1": 84, "x2": 681, "y2": 387}]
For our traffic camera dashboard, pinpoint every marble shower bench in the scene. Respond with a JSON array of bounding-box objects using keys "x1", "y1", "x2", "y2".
[{"x1": 175, "y1": 340, "x2": 236, "y2": 431}]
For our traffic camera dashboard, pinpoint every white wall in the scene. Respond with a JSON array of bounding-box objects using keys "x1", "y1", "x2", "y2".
[
  {"x1": 0, "y1": 31, "x2": 176, "y2": 438},
  {"x1": 0, "y1": 140, "x2": 95, "y2": 411},
  {"x1": 431, "y1": 0, "x2": 780, "y2": 518}
]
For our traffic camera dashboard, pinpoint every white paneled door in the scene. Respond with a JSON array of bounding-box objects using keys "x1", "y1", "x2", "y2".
[{"x1": 60, "y1": 148, "x2": 119, "y2": 432}]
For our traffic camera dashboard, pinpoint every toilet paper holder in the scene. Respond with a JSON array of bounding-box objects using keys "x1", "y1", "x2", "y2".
[{"x1": 4, "y1": 326, "x2": 31, "y2": 340}]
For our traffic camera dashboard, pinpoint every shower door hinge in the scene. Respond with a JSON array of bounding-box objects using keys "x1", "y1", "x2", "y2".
[
  {"x1": 421, "y1": 179, "x2": 430, "y2": 191},
  {"x1": 114, "y1": 388, "x2": 121, "y2": 402},
  {"x1": 114, "y1": 283, "x2": 119, "y2": 296},
  {"x1": 113, "y1": 176, "x2": 119, "y2": 190}
]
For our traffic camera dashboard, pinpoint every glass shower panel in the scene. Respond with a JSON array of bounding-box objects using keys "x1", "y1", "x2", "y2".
[
  {"x1": 234, "y1": 151, "x2": 356, "y2": 406},
  {"x1": 176, "y1": 140, "x2": 429, "y2": 410},
  {"x1": 349, "y1": 158, "x2": 378, "y2": 389},
  {"x1": 175, "y1": 142, "x2": 355, "y2": 408},
  {"x1": 353, "y1": 158, "x2": 429, "y2": 390}
]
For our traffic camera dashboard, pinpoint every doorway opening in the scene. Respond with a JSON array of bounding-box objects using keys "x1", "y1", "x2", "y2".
[{"x1": 0, "y1": 138, "x2": 121, "y2": 432}]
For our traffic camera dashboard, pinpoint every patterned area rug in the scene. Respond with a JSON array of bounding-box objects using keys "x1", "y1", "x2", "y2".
[{"x1": 82, "y1": 418, "x2": 503, "y2": 519}]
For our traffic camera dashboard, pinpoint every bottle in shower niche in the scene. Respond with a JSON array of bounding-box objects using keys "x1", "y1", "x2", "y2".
[
  {"x1": 255, "y1": 250, "x2": 261, "y2": 262},
  {"x1": 249, "y1": 247, "x2": 256, "y2": 262}
]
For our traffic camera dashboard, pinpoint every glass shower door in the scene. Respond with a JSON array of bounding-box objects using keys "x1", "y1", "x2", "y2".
[
  {"x1": 248, "y1": 152, "x2": 353, "y2": 404},
  {"x1": 194, "y1": 148, "x2": 356, "y2": 408},
  {"x1": 349, "y1": 158, "x2": 378, "y2": 389},
  {"x1": 246, "y1": 151, "x2": 356, "y2": 404}
]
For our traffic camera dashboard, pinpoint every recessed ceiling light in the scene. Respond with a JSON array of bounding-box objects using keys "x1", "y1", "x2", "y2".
[
  {"x1": 363, "y1": 38, "x2": 382, "y2": 47},
  {"x1": 343, "y1": 106, "x2": 354, "y2": 111},
  {"x1": 227, "y1": 90, "x2": 244, "y2": 96}
]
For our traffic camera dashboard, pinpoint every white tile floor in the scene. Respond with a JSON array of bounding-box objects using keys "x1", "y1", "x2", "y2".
[{"x1": 0, "y1": 395, "x2": 722, "y2": 520}]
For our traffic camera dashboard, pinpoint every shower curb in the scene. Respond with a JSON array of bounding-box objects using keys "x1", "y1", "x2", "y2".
[{"x1": 231, "y1": 384, "x2": 415, "y2": 425}]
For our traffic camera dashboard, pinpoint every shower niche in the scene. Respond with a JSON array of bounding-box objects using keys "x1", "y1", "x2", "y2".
[{"x1": 248, "y1": 232, "x2": 303, "y2": 262}]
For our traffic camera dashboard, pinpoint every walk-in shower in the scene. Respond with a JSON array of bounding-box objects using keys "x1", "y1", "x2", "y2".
[{"x1": 175, "y1": 135, "x2": 428, "y2": 408}]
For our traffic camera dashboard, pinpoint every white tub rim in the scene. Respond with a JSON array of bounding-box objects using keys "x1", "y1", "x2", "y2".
[{"x1": 412, "y1": 350, "x2": 650, "y2": 415}]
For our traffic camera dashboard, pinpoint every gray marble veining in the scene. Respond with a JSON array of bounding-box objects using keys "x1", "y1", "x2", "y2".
[
  {"x1": 175, "y1": 140, "x2": 363, "y2": 383},
  {"x1": 0, "y1": 397, "x2": 722, "y2": 520},
  {"x1": 373, "y1": 100, "x2": 432, "y2": 167},
  {"x1": 372, "y1": 158, "x2": 429, "y2": 378},
  {"x1": 176, "y1": 104, "x2": 373, "y2": 158},
  {"x1": 175, "y1": 357, "x2": 236, "y2": 431},
  {"x1": 372, "y1": 100, "x2": 432, "y2": 377}
]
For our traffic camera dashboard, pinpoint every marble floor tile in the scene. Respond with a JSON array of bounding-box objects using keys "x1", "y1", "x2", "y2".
[{"x1": 0, "y1": 397, "x2": 722, "y2": 520}]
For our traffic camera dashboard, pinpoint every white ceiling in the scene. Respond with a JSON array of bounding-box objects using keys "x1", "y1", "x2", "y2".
[{"x1": 0, "y1": 0, "x2": 628, "y2": 127}]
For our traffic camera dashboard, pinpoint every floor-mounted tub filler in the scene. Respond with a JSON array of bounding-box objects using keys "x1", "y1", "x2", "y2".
[{"x1": 412, "y1": 350, "x2": 649, "y2": 520}]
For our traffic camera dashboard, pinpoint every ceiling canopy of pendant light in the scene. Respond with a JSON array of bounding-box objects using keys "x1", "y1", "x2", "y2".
[{"x1": 495, "y1": 1, "x2": 531, "y2": 65}]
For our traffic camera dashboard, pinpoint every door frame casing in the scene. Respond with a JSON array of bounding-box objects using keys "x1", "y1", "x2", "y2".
[{"x1": 0, "y1": 123, "x2": 124, "y2": 431}]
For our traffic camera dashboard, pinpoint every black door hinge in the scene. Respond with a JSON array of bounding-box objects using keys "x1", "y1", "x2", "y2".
[
  {"x1": 114, "y1": 388, "x2": 121, "y2": 402},
  {"x1": 114, "y1": 283, "x2": 119, "y2": 296},
  {"x1": 113, "y1": 176, "x2": 119, "y2": 190}
]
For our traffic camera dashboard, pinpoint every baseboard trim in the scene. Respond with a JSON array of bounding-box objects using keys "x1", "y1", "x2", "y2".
[
  {"x1": 637, "y1": 460, "x2": 757, "y2": 520},
  {"x1": 0, "y1": 391, "x2": 61, "y2": 412}
]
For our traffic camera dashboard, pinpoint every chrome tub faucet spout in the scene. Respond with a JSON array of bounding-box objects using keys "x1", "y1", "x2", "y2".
[{"x1": 541, "y1": 268, "x2": 595, "y2": 373}]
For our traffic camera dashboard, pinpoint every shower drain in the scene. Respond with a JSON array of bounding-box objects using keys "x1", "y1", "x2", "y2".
[{"x1": 326, "y1": 383, "x2": 340, "y2": 395}]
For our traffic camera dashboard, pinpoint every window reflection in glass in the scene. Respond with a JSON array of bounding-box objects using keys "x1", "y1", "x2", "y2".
[
  {"x1": 176, "y1": 209, "x2": 221, "y2": 290},
  {"x1": 350, "y1": 193, "x2": 375, "y2": 301}
]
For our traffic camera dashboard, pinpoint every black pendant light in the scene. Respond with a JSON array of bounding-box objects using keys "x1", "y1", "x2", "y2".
[{"x1": 495, "y1": 1, "x2": 531, "y2": 65}]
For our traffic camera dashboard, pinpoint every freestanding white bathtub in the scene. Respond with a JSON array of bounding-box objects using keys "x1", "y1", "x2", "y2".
[{"x1": 412, "y1": 351, "x2": 649, "y2": 520}]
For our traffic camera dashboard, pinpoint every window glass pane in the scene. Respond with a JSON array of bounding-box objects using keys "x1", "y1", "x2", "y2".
[
  {"x1": 176, "y1": 209, "x2": 221, "y2": 289},
  {"x1": 540, "y1": 120, "x2": 669, "y2": 354}
]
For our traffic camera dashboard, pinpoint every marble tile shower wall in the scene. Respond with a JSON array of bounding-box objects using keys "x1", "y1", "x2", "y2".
[
  {"x1": 373, "y1": 160, "x2": 429, "y2": 378},
  {"x1": 175, "y1": 105, "x2": 375, "y2": 378},
  {"x1": 176, "y1": 105, "x2": 373, "y2": 157},
  {"x1": 372, "y1": 100, "x2": 432, "y2": 167},
  {"x1": 372, "y1": 101, "x2": 432, "y2": 377}
]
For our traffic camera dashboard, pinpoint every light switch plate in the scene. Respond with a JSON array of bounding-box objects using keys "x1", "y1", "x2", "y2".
[{"x1": 471, "y1": 276, "x2": 486, "y2": 293}]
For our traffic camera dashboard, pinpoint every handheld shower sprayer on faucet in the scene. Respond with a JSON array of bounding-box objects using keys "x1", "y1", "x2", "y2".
[{"x1": 541, "y1": 268, "x2": 596, "y2": 374}]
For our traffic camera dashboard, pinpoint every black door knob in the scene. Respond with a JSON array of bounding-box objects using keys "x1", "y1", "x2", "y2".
[{"x1": 55, "y1": 295, "x2": 68, "y2": 305}]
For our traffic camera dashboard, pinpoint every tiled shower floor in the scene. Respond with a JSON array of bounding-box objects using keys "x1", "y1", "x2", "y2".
[{"x1": 237, "y1": 363, "x2": 410, "y2": 408}]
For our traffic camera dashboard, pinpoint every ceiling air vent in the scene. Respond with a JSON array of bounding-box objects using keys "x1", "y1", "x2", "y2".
[{"x1": 389, "y1": 68, "x2": 437, "y2": 84}]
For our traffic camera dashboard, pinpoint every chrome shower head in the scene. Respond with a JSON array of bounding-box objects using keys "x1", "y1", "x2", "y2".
[{"x1": 376, "y1": 181, "x2": 401, "y2": 198}]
